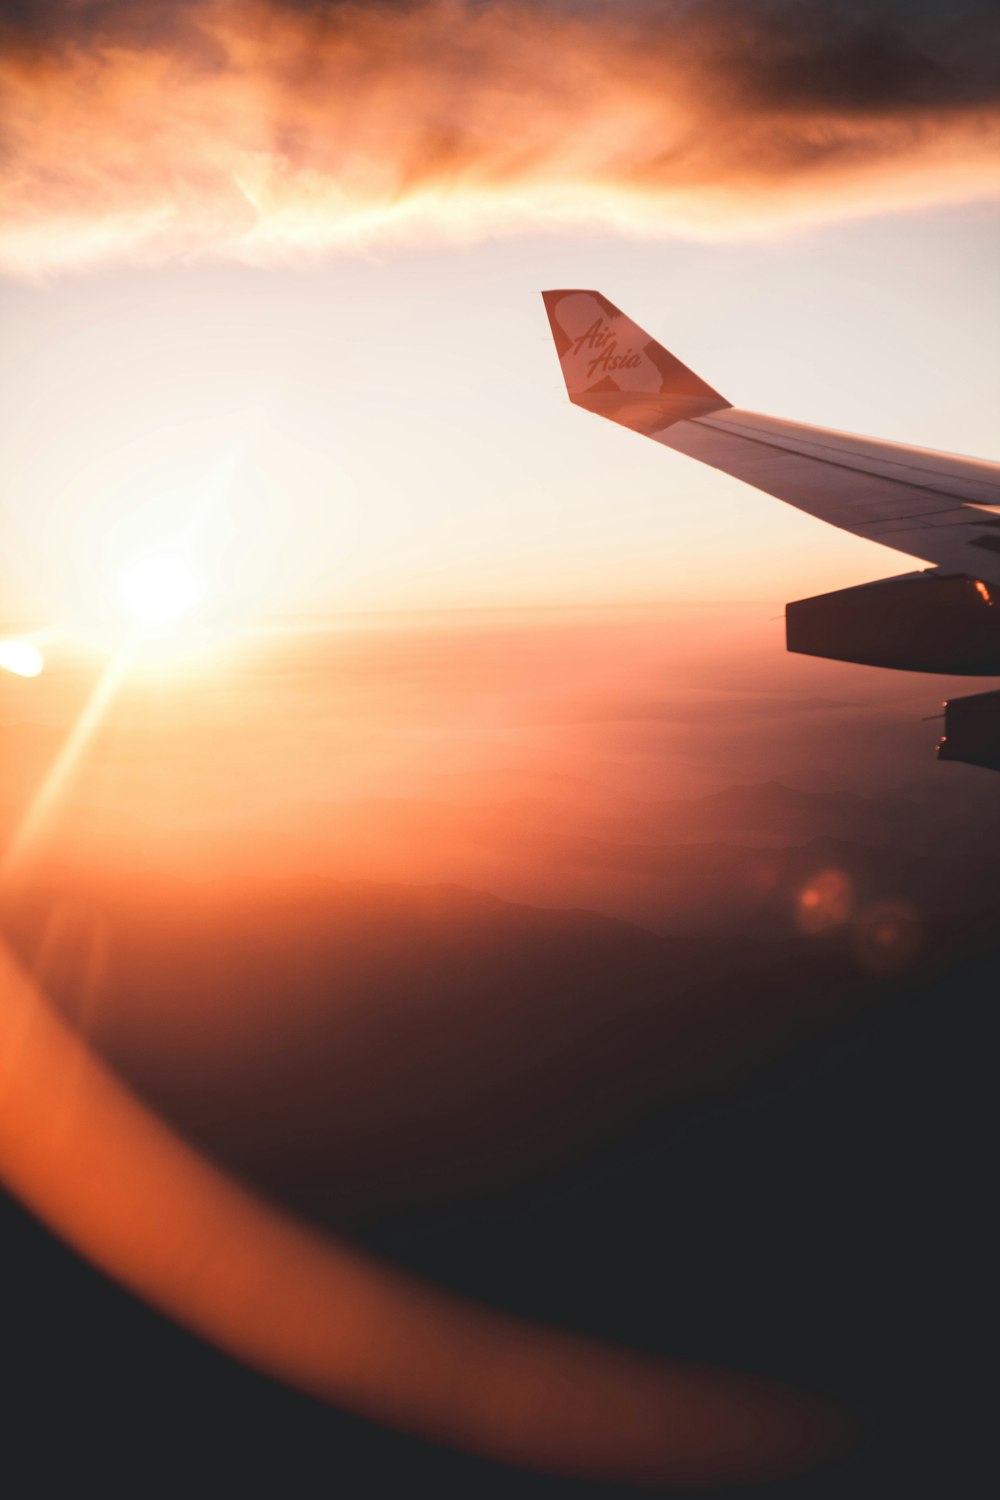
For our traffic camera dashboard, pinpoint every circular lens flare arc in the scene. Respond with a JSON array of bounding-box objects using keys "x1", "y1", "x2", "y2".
[{"x1": 0, "y1": 941, "x2": 844, "y2": 1486}]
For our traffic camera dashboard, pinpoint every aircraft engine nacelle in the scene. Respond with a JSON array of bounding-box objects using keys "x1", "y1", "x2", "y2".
[{"x1": 785, "y1": 571, "x2": 1000, "y2": 675}]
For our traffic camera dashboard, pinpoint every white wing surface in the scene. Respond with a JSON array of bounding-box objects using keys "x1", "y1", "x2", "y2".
[{"x1": 542, "y1": 289, "x2": 1000, "y2": 585}]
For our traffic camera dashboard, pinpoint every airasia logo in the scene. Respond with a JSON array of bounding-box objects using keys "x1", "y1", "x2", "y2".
[
  {"x1": 567, "y1": 317, "x2": 644, "y2": 382},
  {"x1": 552, "y1": 292, "x2": 663, "y2": 394}
]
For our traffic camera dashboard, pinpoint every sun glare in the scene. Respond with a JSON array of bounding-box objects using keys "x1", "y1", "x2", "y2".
[
  {"x1": 0, "y1": 639, "x2": 44, "y2": 677},
  {"x1": 122, "y1": 554, "x2": 200, "y2": 624}
]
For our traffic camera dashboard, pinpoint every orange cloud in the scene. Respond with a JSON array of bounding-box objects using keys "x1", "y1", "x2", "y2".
[{"x1": 1, "y1": 0, "x2": 998, "y2": 274}]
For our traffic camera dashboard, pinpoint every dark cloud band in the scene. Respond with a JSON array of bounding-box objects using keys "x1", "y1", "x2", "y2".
[{"x1": 1, "y1": 0, "x2": 997, "y2": 274}]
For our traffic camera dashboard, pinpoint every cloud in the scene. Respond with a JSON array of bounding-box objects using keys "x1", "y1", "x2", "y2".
[{"x1": 1, "y1": 0, "x2": 998, "y2": 274}]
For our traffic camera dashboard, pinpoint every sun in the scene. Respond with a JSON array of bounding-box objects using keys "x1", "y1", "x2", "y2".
[{"x1": 121, "y1": 554, "x2": 200, "y2": 624}]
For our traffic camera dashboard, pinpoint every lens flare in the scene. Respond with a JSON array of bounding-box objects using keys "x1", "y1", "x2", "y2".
[
  {"x1": 795, "y1": 868, "x2": 854, "y2": 936},
  {"x1": 0, "y1": 640, "x2": 44, "y2": 677},
  {"x1": 851, "y1": 899, "x2": 923, "y2": 974},
  {"x1": 0, "y1": 936, "x2": 847, "y2": 1487}
]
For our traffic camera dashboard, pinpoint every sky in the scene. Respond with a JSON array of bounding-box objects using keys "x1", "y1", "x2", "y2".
[
  {"x1": 2, "y1": 8, "x2": 1000, "y2": 1491},
  {"x1": 1, "y1": 206, "x2": 997, "y2": 626},
  {"x1": 0, "y1": 0, "x2": 998, "y2": 631}
]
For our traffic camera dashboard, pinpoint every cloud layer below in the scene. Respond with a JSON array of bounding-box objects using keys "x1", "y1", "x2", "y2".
[{"x1": 1, "y1": 0, "x2": 999, "y2": 274}]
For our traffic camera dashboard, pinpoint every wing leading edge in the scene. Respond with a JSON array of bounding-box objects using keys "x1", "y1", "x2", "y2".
[{"x1": 542, "y1": 289, "x2": 1000, "y2": 587}]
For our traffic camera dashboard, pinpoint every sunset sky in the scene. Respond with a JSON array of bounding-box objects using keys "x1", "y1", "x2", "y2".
[
  {"x1": 1, "y1": 0, "x2": 998, "y2": 631},
  {"x1": 2, "y1": 8, "x2": 1000, "y2": 1493}
]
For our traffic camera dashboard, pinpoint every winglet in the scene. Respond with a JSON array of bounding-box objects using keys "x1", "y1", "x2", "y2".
[{"x1": 542, "y1": 289, "x2": 729, "y2": 435}]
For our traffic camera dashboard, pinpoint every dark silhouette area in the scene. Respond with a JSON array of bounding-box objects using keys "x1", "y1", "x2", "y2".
[
  {"x1": 2, "y1": 611, "x2": 995, "y2": 1493},
  {"x1": 0, "y1": 859, "x2": 993, "y2": 1496}
]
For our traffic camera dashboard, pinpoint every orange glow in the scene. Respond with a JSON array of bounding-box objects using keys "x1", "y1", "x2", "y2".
[
  {"x1": 0, "y1": 647, "x2": 135, "y2": 880},
  {"x1": 1, "y1": 1, "x2": 999, "y2": 275},
  {"x1": 0, "y1": 936, "x2": 844, "y2": 1485},
  {"x1": 795, "y1": 869, "x2": 854, "y2": 936},
  {"x1": 851, "y1": 899, "x2": 923, "y2": 974},
  {"x1": 975, "y1": 580, "x2": 992, "y2": 604}
]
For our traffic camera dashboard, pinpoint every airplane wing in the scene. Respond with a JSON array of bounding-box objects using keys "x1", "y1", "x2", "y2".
[{"x1": 542, "y1": 289, "x2": 1000, "y2": 587}]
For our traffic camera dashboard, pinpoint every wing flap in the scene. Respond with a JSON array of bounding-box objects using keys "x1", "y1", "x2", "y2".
[
  {"x1": 692, "y1": 410, "x2": 1000, "y2": 508},
  {"x1": 658, "y1": 410, "x2": 1000, "y2": 583},
  {"x1": 659, "y1": 414, "x2": 971, "y2": 525}
]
